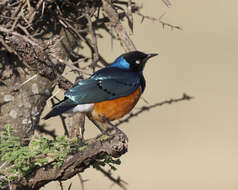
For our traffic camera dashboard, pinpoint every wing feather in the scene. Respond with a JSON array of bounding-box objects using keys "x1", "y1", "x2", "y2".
[{"x1": 65, "y1": 67, "x2": 142, "y2": 104}]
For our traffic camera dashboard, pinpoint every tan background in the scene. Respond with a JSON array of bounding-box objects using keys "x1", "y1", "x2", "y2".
[{"x1": 42, "y1": 0, "x2": 238, "y2": 190}]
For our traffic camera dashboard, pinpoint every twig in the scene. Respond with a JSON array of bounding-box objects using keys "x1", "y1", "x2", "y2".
[
  {"x1": 77, "y1": 173, "x2": 88, "y2": 190},
  {"x1": 127, "y1": 0, "x2": 133, "y2": 34},
  {"x1": 13, "y1": 74, "x2": 38, "y2": 92},
  {"x1": 46, "y1": 89, "x2": 60, "y2": 107},
  {"x1": 26, "y1": 0, "x2": 33, "y2": 14},
  {"x1": 96, "y1": 166, "x2": 128, "y2": 190},
  {"x1": 17, "y1": 24, "x2": 31, "y2": 37},
  {"x1": 86, "y1": 9, "x2": 100, "y2": 70},
  {"x1": 116, "y1": 93, "x2": 193, "y2": 126},
  {"x1": 28, "y1": 0, "x2": 44, "y2": 23},
  {"x1": 57, "y1": 14, "x2": 101, "y2": 71},
  {"x1": 137, "y1": 12, "x2": 182, "y2": 30},
  {"x1": 49, "y1": 53, "x2": 92, "y2": 76},
  {"x1": 10, "y1": 2, "x2": 24, "y2": 30},
  {"x1": 159, "y1": 13, "x2": 182, "y2": 30},
  {"x1": 56, "y1": 7, "x2": 85, "y2": 43},
  {"x1": 67, "y1": 183, "x2": 72, "y2": 190},
  {"x1": 0, "y1": 37, "x2": 16, "y2": 54},
  {"x1": 0, "y1": 26, "x2": 39, "y2": 46},
  {"x1": 59, "y1": 181, "x2": 64, "y2": 190},
  {"x1": 161, "y1": 0, "x2": 172, "y2": 7}
]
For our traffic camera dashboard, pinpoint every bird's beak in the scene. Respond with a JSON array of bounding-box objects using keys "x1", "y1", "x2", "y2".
[
  {"x1": 140, "y1": 53, "x2": 158, "y2": 70},
  {"x1": 142, "y1": 53, "x2": 158, "y2": 64},
  {"x1": 147, "y1": 53, "x2": 158, "y2": 59}
]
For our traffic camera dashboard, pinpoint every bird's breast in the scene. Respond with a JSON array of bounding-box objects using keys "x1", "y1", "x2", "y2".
[{"x1": 91, "y1": 86, "x2": 142, "y2": 122}]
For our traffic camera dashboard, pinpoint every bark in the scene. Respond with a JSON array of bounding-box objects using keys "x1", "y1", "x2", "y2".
[{"x1": 0, "y1": 30, "x2": 74, "y2": 142}]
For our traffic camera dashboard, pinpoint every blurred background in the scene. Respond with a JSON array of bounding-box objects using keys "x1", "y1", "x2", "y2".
[{"x1": 42, "y1": 0, "x2": 238, "y2": 190}]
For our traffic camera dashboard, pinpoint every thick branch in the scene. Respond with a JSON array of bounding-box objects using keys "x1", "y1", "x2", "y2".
[{"x1": 6, "y1": 131, "x2": 128, "y2": 190}]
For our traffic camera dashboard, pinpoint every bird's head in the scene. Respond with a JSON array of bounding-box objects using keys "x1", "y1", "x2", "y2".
[{"x1": 111, "y1": 51, "x2": 158, "y2": 72}]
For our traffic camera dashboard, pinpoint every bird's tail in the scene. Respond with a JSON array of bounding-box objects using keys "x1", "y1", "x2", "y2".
[{"x1": 43, "y1": 98, "x2": 77, "y2": 120}]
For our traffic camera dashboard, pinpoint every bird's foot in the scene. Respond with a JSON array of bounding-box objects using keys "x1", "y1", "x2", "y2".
[{"x1": 99, "y1": 115, "x2": 128, "y2": 142}]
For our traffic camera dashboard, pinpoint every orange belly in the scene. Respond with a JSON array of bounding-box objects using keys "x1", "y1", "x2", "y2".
[{"x1": 91, "y1": 87, "x2": 142, "y2": 122}]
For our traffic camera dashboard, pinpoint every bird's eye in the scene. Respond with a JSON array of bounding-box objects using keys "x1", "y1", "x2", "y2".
[{"x1": 135, "y1": 60, "x2": 140, "y2": 64}]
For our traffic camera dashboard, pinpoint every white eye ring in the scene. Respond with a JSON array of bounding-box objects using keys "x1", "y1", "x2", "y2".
[{"x1": 136, "y1": 60, "x2": 140, "y2": 64}]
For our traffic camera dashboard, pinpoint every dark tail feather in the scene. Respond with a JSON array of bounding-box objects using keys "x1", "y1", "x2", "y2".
[{"x1": 43, "y1": 98, "x2": 77, "y2": 120}]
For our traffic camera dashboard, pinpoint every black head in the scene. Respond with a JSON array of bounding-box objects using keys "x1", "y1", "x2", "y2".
[{"x1": 122, "y1": 51, "x2": 158, "y2": 72}]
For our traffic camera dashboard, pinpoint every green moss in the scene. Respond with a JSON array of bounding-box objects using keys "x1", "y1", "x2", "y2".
[
  {"x1": 0, "y1": 125, "x2": 88, "y2": 186},
  {"x1": 0, "y1": 125, "x2": 121, "y2": 187},
  {"x1": 98, "y1": 134, "x2": 110, "y2": 142}
]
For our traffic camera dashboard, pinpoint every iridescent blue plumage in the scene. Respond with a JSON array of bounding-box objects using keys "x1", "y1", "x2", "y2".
[
  {"x1": 109, "y1": 56, "x2": 130, "y2": 69},
  {"x1": 43, "y1": 51, "x2": 157, "y2": 120},
  {"x1": 65, "y1": 67, "x2": 143, "y2": 104}
]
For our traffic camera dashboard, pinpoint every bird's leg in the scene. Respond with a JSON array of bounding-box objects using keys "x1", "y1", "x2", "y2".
[
  {"x1": 87, "y1": 113, "x2": 110, "y2": 135},
  {"x1": 98, "y1": 115, "x2": 128, "y2": 142},
  {"x1": 87, "y1": 113, "x2": 128, "y2": 142}
]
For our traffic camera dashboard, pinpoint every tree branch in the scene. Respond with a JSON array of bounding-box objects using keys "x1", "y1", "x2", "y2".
[
  {"x1": 6, "y1": 130, "x2": 128, "y2": 190},
  {"x1": 137, "y1": 12, "x2": 182, "y2": 30},
  {"x1": 116, "y1": 93, "x2": 193, "y2": 126}
]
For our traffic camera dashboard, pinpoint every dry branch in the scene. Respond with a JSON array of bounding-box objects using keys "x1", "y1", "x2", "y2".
[
  {"x1": 116, "y1": 93, "x2": 193, "y2": 126},
  {"x1": 1, "y1": 131, "x2": 127, "y2": 190},
  {"x1": 137, "y1": 12, "x2": 182, "y2": 30}
]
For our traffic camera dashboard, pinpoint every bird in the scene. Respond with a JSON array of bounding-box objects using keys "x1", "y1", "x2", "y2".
[{"x1": 43, "y1": 51, "x2": 157, "y2": 132}]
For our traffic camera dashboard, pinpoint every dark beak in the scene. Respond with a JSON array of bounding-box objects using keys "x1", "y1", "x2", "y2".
[
  {"x1": 147, "y1": 53, "x2": 158, "y2": 59},
  {"x1": 140, "y1": 53, "x2": 158, "y2": 71},
  {"x1": 142, "y1": 53, "x2": 158, "y2": 64}
]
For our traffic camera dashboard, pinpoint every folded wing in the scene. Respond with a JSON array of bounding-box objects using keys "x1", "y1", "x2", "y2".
[{"x1": 65, "y1": 67, "x2": 141, "y2": 104}]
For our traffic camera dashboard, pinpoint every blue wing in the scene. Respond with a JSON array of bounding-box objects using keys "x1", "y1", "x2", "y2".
[{"x1": 65, "y1": 67, "x2": 144, "y2": 104}]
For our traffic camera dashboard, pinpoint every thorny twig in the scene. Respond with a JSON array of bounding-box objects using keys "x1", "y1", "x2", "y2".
[
  {"x1": 116, "y1": 93, "x2": 193, "y2": 126},
  {"x1": 137, "y1": 12, "x2": 182, "y2": 30},
  {"x1": 96, "y1": 165, "x2": 128, "y2": 190}
]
